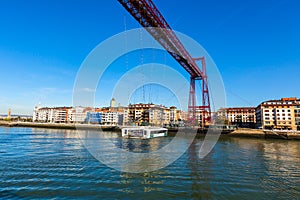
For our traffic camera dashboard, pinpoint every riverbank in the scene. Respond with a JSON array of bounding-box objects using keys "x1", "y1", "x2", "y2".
[
  {"x1": 228, "y1": 128, "x2": 300, "y2": 140},
  {"x1": 1, "y1": 121, "x2": 300, "y2": 140},
  {"x1": 0, "y1": 121, "x2": 118, "y2": 131}
]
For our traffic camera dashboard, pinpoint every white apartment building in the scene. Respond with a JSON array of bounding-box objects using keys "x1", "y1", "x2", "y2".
[
  {"x1": 119, "y1": 109, "x2": 128, "y2": 126},
  {"x1": 33, "y1": 106, "x2": 54, "y2": 122},
  {"x1": 33, "y1": 106, "x2": 75, "y2": 123},
  {"x1": 52, "y1": 108, "x2": 69, "y2": 123},
  {"x1": 101, "y1": 112, "x2": 118, "y2": 125},
  {"x1": 68, "y1": 107, "x2": 92, "y2": 123},
  {"x1": 256, "y1": 98, "x2": 299, "y2": 130}
]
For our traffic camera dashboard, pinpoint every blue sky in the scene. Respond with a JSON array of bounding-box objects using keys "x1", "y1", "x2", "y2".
[{"x1": 0, "y1": 0, "x2": 299, "y2": 115}]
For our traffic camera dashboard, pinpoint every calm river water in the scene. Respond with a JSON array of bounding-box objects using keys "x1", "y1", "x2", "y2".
[{"x1": 0, "y1": 127, "x2": 299, "y2": 199}]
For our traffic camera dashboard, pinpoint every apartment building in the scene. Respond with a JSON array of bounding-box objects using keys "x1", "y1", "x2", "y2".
[
  {"x1": 33, "y1": 105, "x2": 72, "y2": 123},
  {"x1": 148, "y1": 106, "x2": 170, "y2": 126},
  {"x1": 101, "y1": 112, "x2": 118, "y2": 125},
  {"x1": 86, "y1": 112, "x2": 102, "y2": 124},
  {"x1": 33, "y1": 106, "x2": 53, "y2": 122},
  {"x1": 199, "y1": 110, "x2": 213, "y2": 127},
  {"x1": 169, "y1": 106, "x2": 177, "y2": 124},
  {"x1": 256, "y1": 97, "x2": 299, "y2": 130},
  {"x1": 217, "y1": 107, "x2": 256, "y2": 128},
  {"x1": 127, "y1": 103, "x2": 178, "y2": 126},
  {"x1": 295, "y1": 104, "x2": 300, "y2": 130},
  {"x1": 176, "y1": 110, "x2": 187, "y2": 122},
  {"x1": 68, "y1": 107, "x2": 93, "y2": 123},
  {"x1": 52, "y1": 107, "x2": 69, "y2": 123},
  {"x1": 128, "y1": 103, "x2": 153, "y2": 125}
]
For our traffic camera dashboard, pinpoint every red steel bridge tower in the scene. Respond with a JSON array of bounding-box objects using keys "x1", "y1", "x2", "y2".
[{"x1": 118, "y1": 0, "x2": 211, "y2": 127}]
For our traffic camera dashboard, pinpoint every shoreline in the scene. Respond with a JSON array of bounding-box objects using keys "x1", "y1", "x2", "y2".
[
  {"x1": 0, "y1": 121, "x2": 118, "y2": 131},
  {"x1": 1, "y1": 121, "x2": 300, "y2": 140},
  {"x1": 228, "y1": 128, "x2": 300, "y2": 140}
]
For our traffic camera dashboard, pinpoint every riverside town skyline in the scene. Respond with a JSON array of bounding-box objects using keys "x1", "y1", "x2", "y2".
[{"x1": 27, "y1": 96, "x2": 299, "y2": 131}]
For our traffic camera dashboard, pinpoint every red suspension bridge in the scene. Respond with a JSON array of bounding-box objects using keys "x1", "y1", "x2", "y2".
[{"x1": 118, "y1": 0, "x2": 211, "y2": 127}]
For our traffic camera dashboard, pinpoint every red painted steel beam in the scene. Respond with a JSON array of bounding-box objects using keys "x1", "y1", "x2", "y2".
[{"x1": 117, "y1": 0, "x2": 204, "y2": 79}]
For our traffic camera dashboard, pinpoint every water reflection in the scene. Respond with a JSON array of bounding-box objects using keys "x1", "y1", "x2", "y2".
[
  {"x1": 188, "y1": 140, "x2": 214, "y2": 199},
  {"x1": 224, "y1": 137, "x2": 300, "y2": 198},
  {"x1": 119, "y1": 171, "x2": 166, "y2": 194}
]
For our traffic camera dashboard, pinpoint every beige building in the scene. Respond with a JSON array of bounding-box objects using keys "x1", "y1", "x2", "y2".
[
  {"x1": 295, "y1": 104, "x2": 300, "y2": 130},
  {"x1": 128, "y1": 103, "x2": 159, "y2": 126},
  {"x1": 256, "y1": 97, "x2": 299, "y2": 130},
  {"x1": 110, "y1": 98, "x2": 116, "y2": 108},
  {"x1": 187, "y1": 108, "x2": 211, "y2": 127},
  {"x1": 176, "y1": 110, "x2": 187, "y2": 122},
  {"x1": 8, "y1": 108, "x2": 11, "y2": 120},
  {"x1": 127, "y1": 103, "x2": 180, "y2": 126},
  {"x1": 169, "y1": 106, "x2": 177, "y2": 124}
]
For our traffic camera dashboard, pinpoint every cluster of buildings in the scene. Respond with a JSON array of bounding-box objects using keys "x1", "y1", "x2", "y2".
[
  {"x1": 33, "y1": 97, "x2": 300, "y2": 130},
  {"x1": 33, "y1": 98, "x2": 187, "y2": 126},
  {"x1": 216, "y1": 97, "x2": 300, "y2": 131}
]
